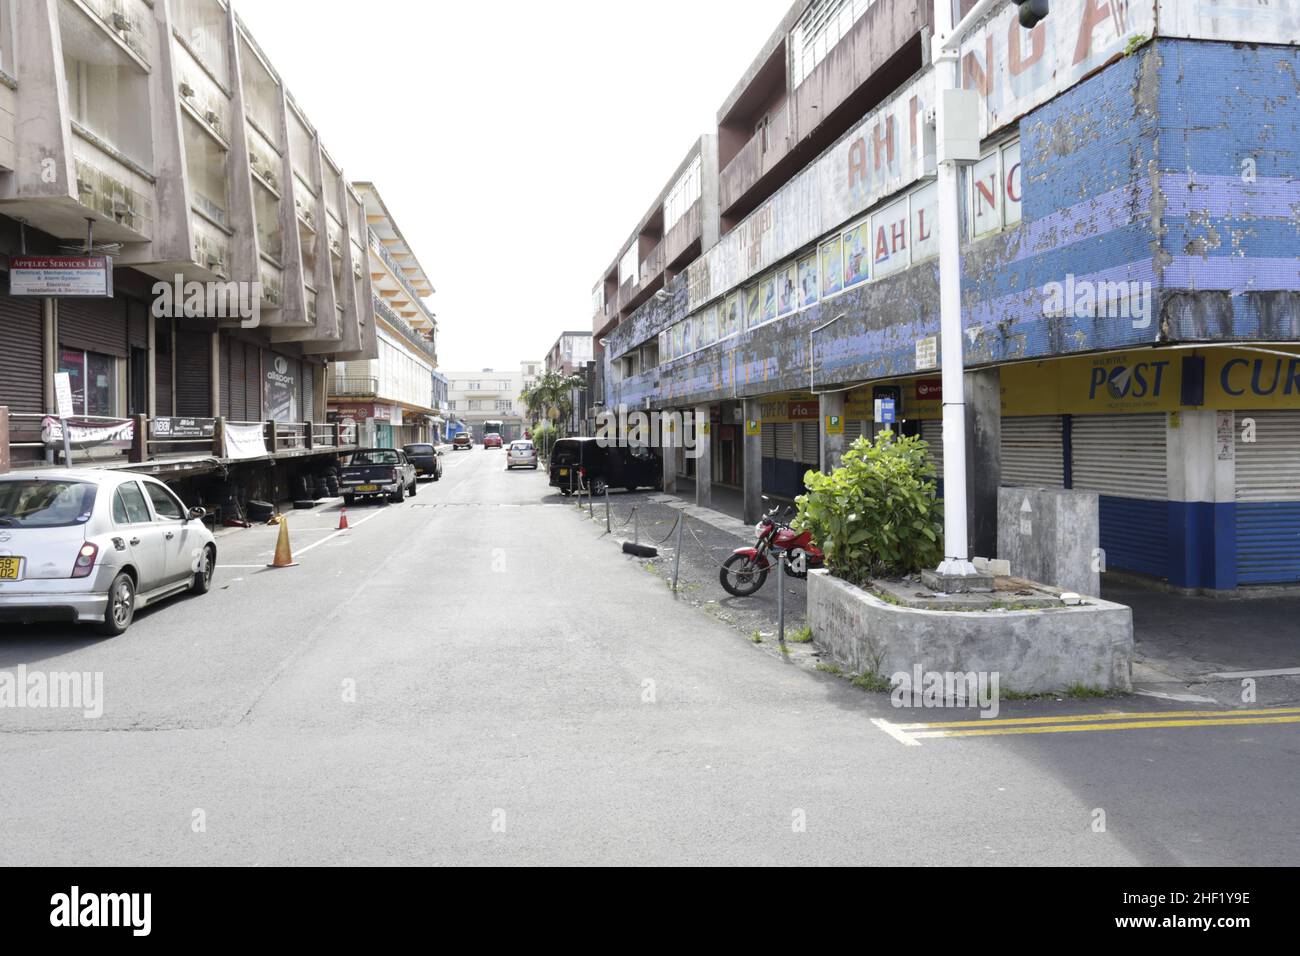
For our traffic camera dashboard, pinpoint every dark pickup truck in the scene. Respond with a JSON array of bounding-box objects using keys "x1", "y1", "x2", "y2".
[
  {"x1": 340, "y1": 448, "x2": 418, "y2": 504},
  {"x1": 402, "y1": 443, "x2": 443, "y2": 481}
]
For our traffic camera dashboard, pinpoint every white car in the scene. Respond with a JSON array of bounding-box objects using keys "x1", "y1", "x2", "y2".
[
  {"x1": 505, "y1": 440, "x2": 538, "y2": 470},
  {"x1": 0, "y1": 469, "x2": 216, "y2": 635}
]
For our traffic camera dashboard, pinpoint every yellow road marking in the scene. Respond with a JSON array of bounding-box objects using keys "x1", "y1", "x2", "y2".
[
  {"x1": 892, "y1": 707, "x2": 1300, "y2": 731},
  {"x1": 913, "y1": 715, "x2": 1300, "y2": 739}
]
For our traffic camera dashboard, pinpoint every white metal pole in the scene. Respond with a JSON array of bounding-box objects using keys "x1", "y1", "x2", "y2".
[{"x1": 932, "y1": 0, "x2": 977, "y2": 577}]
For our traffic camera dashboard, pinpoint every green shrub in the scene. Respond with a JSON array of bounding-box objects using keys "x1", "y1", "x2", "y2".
[
  {"x1": 531, "y1": 420, "x2": 559, "y2": 460},
  {"x1": 794, "y1": 430, "x2": 943, "y2": 583}
]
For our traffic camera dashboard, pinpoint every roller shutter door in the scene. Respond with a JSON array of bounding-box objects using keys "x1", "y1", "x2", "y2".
[
  {"x1": 302, "y1": 362, "x2": 315, "y2": 421},
  {"x1": 219, "y1": 337, "x2": 231, "y2": 419},
  {"x1": 57, "y1": 298, "x2": 128, "y2": 357},
  {"x1": 843, "y1": 419, "x2": 865, "y2": 444},
  {"x1": 772, "y1": 423, "x2": 795, "y2": 460},
  {"x1": 1234, "y1": 410, "x2": 1300, "y2": 584},
  {"x1": 761, "y1": 422, "x2": 775, "y2": 458},
  {"x1": 175, "y1": 332, "x2": 211, "y2": 417},
  {"x1": 1072, "y1": 413, "x2": 1167, "y2": 578},
  {"x1": 798, "y1": 420, "x2": 819, "y2": 464},
  {"x1": 244, "y1": 345, "x2": 261, "y2": 421},
  {"x1": 227, "y1": 339, "x2": 248, "y2": 422},
  {"x1": 0, "y1": 295, "x2": 44, "y2": 413},
  {"x1": 154, "y1": 327, "x2": 173, "y2": 416},
  {"x1": 920, "y1": 420, "x2": 944, "y2": 475},
  {"x1": 1001, "y1": 415, "x2": 1064, "y2": 487}
]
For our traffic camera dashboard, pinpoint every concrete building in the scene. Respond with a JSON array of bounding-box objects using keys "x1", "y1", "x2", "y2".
[
  {"x1": 592, "y1": 0, "x2": 1300, "y2": 595},
  {"x1": 327, "y1": 182, "x2": 438, "y2": 449},
  {"x1": 445, "y1": 363, "x2": 538, "y2": 443},
  {"x1": 0, "y1": 0, "x2": 411, "y2": 510},
  {"x1": 545, "y1": 331, "x2": 593, "y2": 376}
]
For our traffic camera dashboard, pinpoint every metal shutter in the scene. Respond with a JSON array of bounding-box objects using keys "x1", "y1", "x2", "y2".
[
  {"x1": 1001, "y1": 415, "x2": 1064, "y2": 487},
  {"x1": 155, "y1": 327, "x2": 173, "y2": 416},
  {"x1": 1234, "y1": 410, "x2": 1300, "y2": 584},
  {"x1": 1072, "y1": 413, "x2": 1168, "y2": 578},
  {"x1": 57, "y1": 298, "x2": 128, "y2": 358},
  {"x1": 175, "y1": 332, "x2": 211, "y2": 417},
  {"x1": 761, "y1": 422, "x2": 775, "y2": 457},
  {"x1": 773, "y1": 422, "x2": 795, "y2": 460},
  {"x1": 219, "y1": 337, "x2": 232, "y2": 419},
  {"x1": 799, "y1": 421, "x2": 819, "y2": 463},
  {"x1": 843, "y1": 419, "x2": 864, "y2": 443},
  {"x1": 302, "y1": 362, "x2": 315, "y2": 420},
  {"x1": 127, "y1": 300, "x2": 148, "y2": 349},
  {"x1": 227, "y1": 339, "x2": 248, "y2": 422},
  {"x1": 1071, "y1": 414, "x2": 1167, "y2": 499},
  {"x1": 920, "y1": 420, "x2": 944, "y2": 475},
  {"x1": 0, "y1": 295, "x2": 44, "y2": 413},
  {"x1": 244, "y1": 345, "x2": 262, "y2": 421}
]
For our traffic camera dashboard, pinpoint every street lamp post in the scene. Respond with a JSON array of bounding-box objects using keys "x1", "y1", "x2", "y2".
[{"x1": 928, "y1": 0, "x2": 1047, "y2": 580}]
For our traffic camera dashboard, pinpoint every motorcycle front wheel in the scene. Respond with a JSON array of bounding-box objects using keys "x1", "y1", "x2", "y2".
[{"x1": 719, "y1": 553, "x2": 769, "y2": 597}]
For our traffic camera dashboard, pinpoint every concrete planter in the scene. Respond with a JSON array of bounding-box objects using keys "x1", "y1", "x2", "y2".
[{"x1": 807, "y1": 570, "x2": 1133, "y2": 693}]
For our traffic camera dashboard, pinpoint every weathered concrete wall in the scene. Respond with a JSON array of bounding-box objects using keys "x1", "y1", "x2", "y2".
[
  {"x1": 997, "y1": 487, "x2": 1101, "y2": 597},
  {"x1": 605, "y1": 39, "x2": 1300, "y2": 413},
  {"x1": 808, "y1": 570, "x2": 1132, "y2": 693}
]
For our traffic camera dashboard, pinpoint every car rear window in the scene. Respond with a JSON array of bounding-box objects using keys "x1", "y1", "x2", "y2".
[
  {"x1": 404, "y1": 445, "x2": 434, "y2": 454},
  {"x1": 511, "y1": 442, "x2": 534, "y2": 451},
  {"x1": 350, "y1": 450, "x2": 399, "y2": 465},
  {"x1": 0, "y1": 480, "x2": 98, "y2": 528}
]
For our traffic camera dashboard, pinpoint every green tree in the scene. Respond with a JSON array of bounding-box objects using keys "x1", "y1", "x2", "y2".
[
  {"x1": 520, "y1": 370, "x2": 586, "y2": 435},
  {"x1": 794, "y1": 430, "x2": 944, "y2": 584}
]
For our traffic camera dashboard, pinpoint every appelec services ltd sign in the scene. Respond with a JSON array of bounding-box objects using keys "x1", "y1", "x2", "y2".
[{"x1": 7, "y1": 256, "x2": 113, "y2": 297}]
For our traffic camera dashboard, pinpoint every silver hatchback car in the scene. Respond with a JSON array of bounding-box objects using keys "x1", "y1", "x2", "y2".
[
  {"x1": 0, "y1": 469, "x2": 217, "y2": 635},
  {"x1": 505, "y1": 440, "x2": 538, "y2": 470}
]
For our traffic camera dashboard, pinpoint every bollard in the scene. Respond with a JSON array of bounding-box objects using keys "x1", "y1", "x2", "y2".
[
  {"x1": 604, "y1": 485, "x2": 611, "y2": 534},
  {"x1": 672, "y1": 516, "x2": 684, "y2": 595},
  {"x1": 777, "y1": 551, "x2": 786, "y2": 645},
  {"x1": 633, "y1": 507, "x2": 639, "y2": 546}
]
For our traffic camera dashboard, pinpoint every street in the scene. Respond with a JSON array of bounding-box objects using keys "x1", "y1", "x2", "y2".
[{"x1": 1, "y1": 448, "x2": 1296, "y2": 866}]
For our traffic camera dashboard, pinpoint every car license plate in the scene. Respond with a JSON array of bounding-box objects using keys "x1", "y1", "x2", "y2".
[
  {"x1": 558, "y1": 468, "x2": 568, "y2": 476},
  {"x1": 0, "y1": 556, "x2": 22, "y2": 580},
  {"x1": 355, "y1": 484, "x2": 378, "y2": 493}
]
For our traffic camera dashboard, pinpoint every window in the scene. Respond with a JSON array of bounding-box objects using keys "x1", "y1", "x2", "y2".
[
  {"x1": 468, "y1": 381, "x2": 480, "y2": 390},
  {"x1": 183, "y1": 113, "x2": 229, "y2": 226},
  {"x1": 495, "y1": 400, "x2": 512, "y2": 411},
  {"x1": 797, "y1": 254, "x2": 818, "y2": 307},
  {"x1": 721, "y1": 293, "x2": 741, "y2": 338},
  {"x1": 870, "y1": 196, "x2": 909, "y2": 279},
  {"x1": 0, "y1": 480, "x2": 97, "y2": 528},
  {"x1": 618, "y1": 244, "x2": 638, "y2": 287},
  {"x1": 468, "y1": 400, "x2": 482, "y2": 411},
  {"x1": 791, "y1": 0, "x2": 877, "y2": 88},
  {"x1": 911, "y1": 181, "x2": 939, "y2": 263},
  {"x1": 144, "y1": 482, "x2": 185, "y2": 520},
  {"x1": 447, "y1": 400, "x2": 457, "y2": 410},
  {"x1": 113, "y1": 482, "x2": 151, "y2": 525},
  {"x1": 776, "y1": 264, "x2": 798, "y2": 316},
  {"x1": 58, "y1": 348, "x2": 116, "y2": 417},
  {"x1": 664, "y1": 155, "x2": 702, "y2": 232},
  {"x1": 967, "y1": 139, "x2": 1022, "y2": 238}
]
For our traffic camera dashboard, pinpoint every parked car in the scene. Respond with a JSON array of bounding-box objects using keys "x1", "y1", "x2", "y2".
[
  {"x1": 452, "y1": 433, "x2": 472, "y2": 451},
  {"x1": 402, "y1": 443, "x2": 443, "y2": 481},
  {"x1": 548, "y1": 438, "x2": 662, "y2": 495},
  {"x1": 340, "y1": 448, "x2": 418, "y2": 504},
  {"x1": 483, "y1": 433, "x2": 503, "y2": 449},
  {"x1": 505, "y1": 440, "x2": 538, "y2": 470},
  {"x1": 0, "y1": 469, "x2": 216, "y2": 635}
]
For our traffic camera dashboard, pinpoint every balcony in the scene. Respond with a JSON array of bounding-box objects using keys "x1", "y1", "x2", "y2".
[
  {"x1": 719, "y1": 104, "x2": 791, "y2": 215},
  {"x1": 371, "y1": 233, "x2": 431, "y2": 318},
  {"x1": 329, "y1": 376, "x2": 379, "y2": 398}
]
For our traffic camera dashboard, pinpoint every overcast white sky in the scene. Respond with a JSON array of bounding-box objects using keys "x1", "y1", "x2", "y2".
[{"x1": 234, "y1": 0, "x2": 792, "y2": 371}]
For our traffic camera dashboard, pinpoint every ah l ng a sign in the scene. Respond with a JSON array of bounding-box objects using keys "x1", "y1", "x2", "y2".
[{"x1": 8, "y1": 256, "x2": 113, "y2": 297}]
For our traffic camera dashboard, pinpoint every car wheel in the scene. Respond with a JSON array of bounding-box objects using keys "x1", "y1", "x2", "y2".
[
  {"x1": 343, "y1": 494, "x2": 355, "y2": 506},
  {"x1": 591, "y1": 478, "x2": 608, "y2": 496},
  {"x1": 390, "y1": 482, "x2": 405, "y2": 503},
  {"x1": 190, "y1": 544, "x2": 215, "y2": 594},
  {"x1": 408, "y1": 477, "x2": 418, "y2": 498},
  {"x1": 100, "y1": 571, "x2": 136, "y2": 636}
]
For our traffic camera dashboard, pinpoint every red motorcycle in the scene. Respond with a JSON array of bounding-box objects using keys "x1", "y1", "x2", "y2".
[{"x1": 719, "y1": 500, "x2": 825, "y2": 597}]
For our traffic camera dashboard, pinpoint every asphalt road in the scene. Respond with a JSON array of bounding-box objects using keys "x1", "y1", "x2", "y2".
[{"x1": 1, "y1": 448, "x2": 1297, "y2": 865}]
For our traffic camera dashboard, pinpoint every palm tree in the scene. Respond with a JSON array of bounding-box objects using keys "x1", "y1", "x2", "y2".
[{"x1": 520, "y1": 370, "x2": 585, "y2": 435}]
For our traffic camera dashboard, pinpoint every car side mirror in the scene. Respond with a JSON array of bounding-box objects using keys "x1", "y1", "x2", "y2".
[{"x1": 187, "y1": 506, "x2": 206, "y2": 521}]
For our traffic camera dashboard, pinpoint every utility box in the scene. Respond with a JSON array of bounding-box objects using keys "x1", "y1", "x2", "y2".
[
  {"x1": 997, "y1": 487, "x2": 1101, "y2": 597},
  {"x1": 937, "y1": 88, "x2": 981, "y2": 164}
]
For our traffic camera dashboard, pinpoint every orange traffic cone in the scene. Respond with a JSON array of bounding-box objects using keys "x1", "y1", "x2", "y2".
[
  {"x1": 266, "y1": 517, "x2": 298, "y2": 568},
  {"x1": 337, "y1": 507, "x2": 349, "y2": 531}
]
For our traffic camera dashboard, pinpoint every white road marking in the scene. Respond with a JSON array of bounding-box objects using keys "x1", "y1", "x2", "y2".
[
  {"x1": 293, "y1": 508, "x2": 387, "y2": 556},
  {"x1": 871, "y1": 717, "x2": 921, "y2": 747},
  {"x1": 1206, "y1": 667, "x2": 1300, "y2": 679}
]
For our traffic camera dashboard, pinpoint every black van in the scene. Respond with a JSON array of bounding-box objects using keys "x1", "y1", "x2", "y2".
[{"x1": 549, "y1": 438, "x2": 662, "y2": 495}]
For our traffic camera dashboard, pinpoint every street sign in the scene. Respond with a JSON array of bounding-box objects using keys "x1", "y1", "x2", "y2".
[
  {"x1": 825, "y1": 414, "x2": 843, "y2": 435},
  {"x1": 874, "y1": 397, "x2": 896, "y2": 424},
  {"x1": 745, "y1": 418, "x2": 761, "y2": 436}
]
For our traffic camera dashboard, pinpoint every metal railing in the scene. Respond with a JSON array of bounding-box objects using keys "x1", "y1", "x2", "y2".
[
  {"x1": 371, "y1": 295, "x2": 437, "y2": 361},
  {"x1": 328, "y1": 376, "x2": 379, "y2": 397}
]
